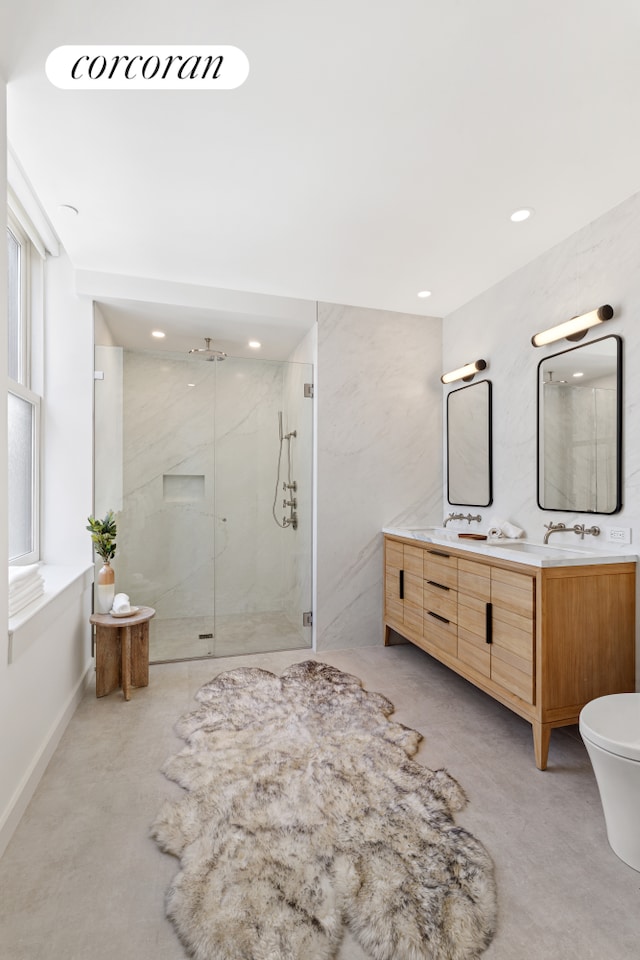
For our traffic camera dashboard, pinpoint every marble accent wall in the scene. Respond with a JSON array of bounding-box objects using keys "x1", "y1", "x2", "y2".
[
  {"x1": 316, "y1": 303, "x2": 443, "y2": 650},
  {"x1": 442, "y1": 189, "x2": 640, "y2": 681}
]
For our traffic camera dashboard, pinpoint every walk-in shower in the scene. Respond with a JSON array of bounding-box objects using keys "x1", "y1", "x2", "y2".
[{"x1": 93, "y1": 345, "x2": 313, "y2": 662}]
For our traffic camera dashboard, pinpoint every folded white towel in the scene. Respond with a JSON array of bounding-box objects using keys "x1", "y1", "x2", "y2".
[
  {"x1": 112, "y1": 593, "x2": 131, "y2": 614},
  {"x1": 487, "y1": 518, "x2": 525, "y2": 540},
  {"x1": 8, "y1": 580, "x2": 45, "y2": 617},
  {"x1": 502, "y1": 521, "x2": 524, "y2": 539},
  {"x1": 9, "y1": 574, "x2": 45, "y2": 602},
  {"x1": 8, "y1": 563, "x2": 42, "y2": 590}
]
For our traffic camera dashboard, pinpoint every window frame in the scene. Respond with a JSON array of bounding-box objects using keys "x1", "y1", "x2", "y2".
[
  {"x1": 7, "y1": 213, "x2": 31, "y2": 388},
  {"x1": 8, "y1": 381, "x2": 41, "y2": 564},
  {"x1": 7, "y1": 211, "x2": 41, "y2": 566}
]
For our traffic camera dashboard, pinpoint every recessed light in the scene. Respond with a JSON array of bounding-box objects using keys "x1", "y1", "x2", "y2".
[
  {"x1": 187, "y1": 383, "x2": 195, "y2": 387},
  {"x1": 151, "y1": 330, "x2": 165, "y2": 338},
  {"x1": 58, "y1": 203, "x2": 79, "y2": 216},
  {"x1": 510, "y1": 208, "x2": 533, "y2": 222},
  {"x1": 417, "y1": 290, "x2": 432, "y2": 299},
  {"x1": 573, "y1": 371, "x2": 584, "y2": 378},
  {"x1": 248, "y1": 340, "x2": 261, "y2": 349}
]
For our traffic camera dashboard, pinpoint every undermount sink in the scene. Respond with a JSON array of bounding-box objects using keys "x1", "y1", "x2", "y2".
[
  {"x1": 485, "y1": 540, "x2": 593, "y2": 557},
  {"x1": 404, "y1": 527, "x2": 454, "y2": 540}
]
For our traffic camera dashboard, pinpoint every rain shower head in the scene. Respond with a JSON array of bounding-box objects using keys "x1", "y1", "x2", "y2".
[
  {"x1": 188, "y1": 337, "x2": 227, "y2": 361},
  {"x1": 544, "y1": 370, "x2": 567, "y2": 386}
]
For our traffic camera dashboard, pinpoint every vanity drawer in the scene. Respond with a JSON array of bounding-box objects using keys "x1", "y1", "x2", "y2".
[
  {"x1": 424, "y1": 549, "x2": 458, "y2": 589},
  {"x1": 424, "y1": 582, "x2": 457, "y2": 624},
  {"x1": 423, "y1": 610, "x2": 457, "y2": 658}
]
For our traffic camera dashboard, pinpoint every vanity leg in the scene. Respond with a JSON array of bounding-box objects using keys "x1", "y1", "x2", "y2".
[{"x1": 532, "y1": 722, "x2": 551, "y2": 770}]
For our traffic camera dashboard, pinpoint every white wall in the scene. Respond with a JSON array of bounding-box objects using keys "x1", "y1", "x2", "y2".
[
  {"x1": 41, "y1": 250, "x2": 95, "y2": 562},
  {"x1": 316, "y1": 302, "x2": 442, "y2": 649},
  {"x1": 443, "y1": 190, "x2": 640, "y2": 684},
  {"x1": 0, "y1": 144, "x2": 95, "y2": 856}
]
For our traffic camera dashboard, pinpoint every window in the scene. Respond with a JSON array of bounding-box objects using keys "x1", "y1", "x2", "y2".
[{"x1": 7, "y1": 215, "x2": 40, "y2": 564}]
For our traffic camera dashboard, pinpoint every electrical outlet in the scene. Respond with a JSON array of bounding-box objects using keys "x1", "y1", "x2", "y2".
[{"x1": 606, "y1": 527, "x2": 631, "y2": 544}]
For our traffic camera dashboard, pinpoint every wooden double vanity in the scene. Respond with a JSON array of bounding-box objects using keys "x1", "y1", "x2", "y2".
[{"x1": 383, "y1": 530, "x2": 636, "y2": 769}]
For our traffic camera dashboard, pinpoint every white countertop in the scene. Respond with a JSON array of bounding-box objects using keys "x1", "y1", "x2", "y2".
[{"x1": 383, "y1": 527, "x2": 637, "y2": 568}]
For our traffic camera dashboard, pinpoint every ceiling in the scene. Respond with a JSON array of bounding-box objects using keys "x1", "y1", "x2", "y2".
[{"x1": 3, "y1": 1, "x2": 640, "y2": 356}]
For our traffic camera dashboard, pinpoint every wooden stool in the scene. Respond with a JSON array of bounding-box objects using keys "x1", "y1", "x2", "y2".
[{"x1": 90, "y1": 606, "x2": 155, "y2": 701}]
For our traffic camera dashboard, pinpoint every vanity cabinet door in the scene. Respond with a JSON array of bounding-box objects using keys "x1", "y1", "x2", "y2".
[
  {"x1": 457, "y1": 559, "x2": 491, "y2": 677},
  {"x1": 490, "y1": 569, "x2": 535, "y2": 704},
  {"x1": 457, "y1": 559, "x2": 535, "y2": 704},
  {"x1": 403, "y1": 545, "x2": 424, "y2": 637},
  {"x1": 384, "y1": 539, "x2": 424, "y2": 639},
  {"x1": 384, "y1": 539, "x2": 404, "y2": 624}
]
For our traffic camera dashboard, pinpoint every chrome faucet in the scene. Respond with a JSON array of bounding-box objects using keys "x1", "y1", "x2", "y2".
[
  {"x1": 544, "y1": 521, "x2": 600, "y2": 544},
  {"x1": 443, "y1": 512, "x2": 482, "y2": 527},
  {"x1": 443, "y1": 512, "x2": 465, "y2": 526}
]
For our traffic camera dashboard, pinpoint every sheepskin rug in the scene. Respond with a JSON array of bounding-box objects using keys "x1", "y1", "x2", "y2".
[{"x1": 151, "y1": 660, "x2": 497, "y2": 960}]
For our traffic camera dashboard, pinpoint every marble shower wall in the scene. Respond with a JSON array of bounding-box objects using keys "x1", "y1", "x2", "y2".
[
  {"x1": 316, "y1": 303, "x2": 443, "y2": 650},
  {"x1": 442, "y1": 189, "x2": 640, "y2": 681}
]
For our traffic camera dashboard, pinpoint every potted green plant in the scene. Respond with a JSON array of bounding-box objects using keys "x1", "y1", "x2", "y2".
[{"x1": 87, "y1": 510, "x2": 117, "y2": 612}]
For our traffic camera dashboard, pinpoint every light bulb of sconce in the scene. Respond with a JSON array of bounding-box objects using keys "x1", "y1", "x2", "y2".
[
  {"x1": 531, "y1": 305, "x2": 613, "y2": 347},
  {"x1": 440, "y1": 359, "x2": 487, "y2": 384}
]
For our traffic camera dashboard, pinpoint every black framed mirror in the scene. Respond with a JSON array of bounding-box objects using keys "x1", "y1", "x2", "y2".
[
  {"x1": 537, "y1": 334, "x2": 622, "y2": 513},
  {"x1": 446, "y1": 379, "x2": 493, "y2": 507}
]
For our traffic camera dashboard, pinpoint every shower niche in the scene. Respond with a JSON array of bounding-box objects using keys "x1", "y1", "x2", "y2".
[{"x1": 93, "y1": 344, "x2": 313, "y2": 662}]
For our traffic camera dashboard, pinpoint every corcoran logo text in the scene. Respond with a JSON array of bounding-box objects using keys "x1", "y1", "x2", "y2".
[{"x1": 46, "y1": 45, "x2": 250, "y2": 90}]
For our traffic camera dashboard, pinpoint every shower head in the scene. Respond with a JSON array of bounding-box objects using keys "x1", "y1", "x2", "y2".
[
  {"x1": 188, "y1": 337, "x2": 227, "y2": 361},
  {"x1": 544, "y1": 370, "x2": 567, "y2": 385}
]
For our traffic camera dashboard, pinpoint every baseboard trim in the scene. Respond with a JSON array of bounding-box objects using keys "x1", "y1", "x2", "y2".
[{"x1": 0, "y1": 660, "x2": 94, "y2": 859}]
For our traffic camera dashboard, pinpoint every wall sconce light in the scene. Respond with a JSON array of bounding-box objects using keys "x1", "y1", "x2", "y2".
[
  {"x1": 531, "y1": 305, "x2": 614, "y2": 348},
  {"x1": 440, "y1": 359, "x2": 487, "y2": 384}
]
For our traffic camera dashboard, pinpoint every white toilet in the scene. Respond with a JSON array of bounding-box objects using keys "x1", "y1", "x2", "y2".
[{"x1": 579, "y1": 693, "x2": 640, "y2": 872}]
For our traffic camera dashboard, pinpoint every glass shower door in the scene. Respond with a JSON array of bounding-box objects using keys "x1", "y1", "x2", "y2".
[
  {"x1": 212, "y1": 355, "x2": 313, "y2": 656},
  {"x1": 94, "y1": 345, "x2": 217, "y2": 661}
]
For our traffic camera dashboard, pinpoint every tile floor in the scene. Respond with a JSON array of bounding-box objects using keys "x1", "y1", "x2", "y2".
[{"x1": 0, "y1": 642, "x2": 639, "y2": 959}]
